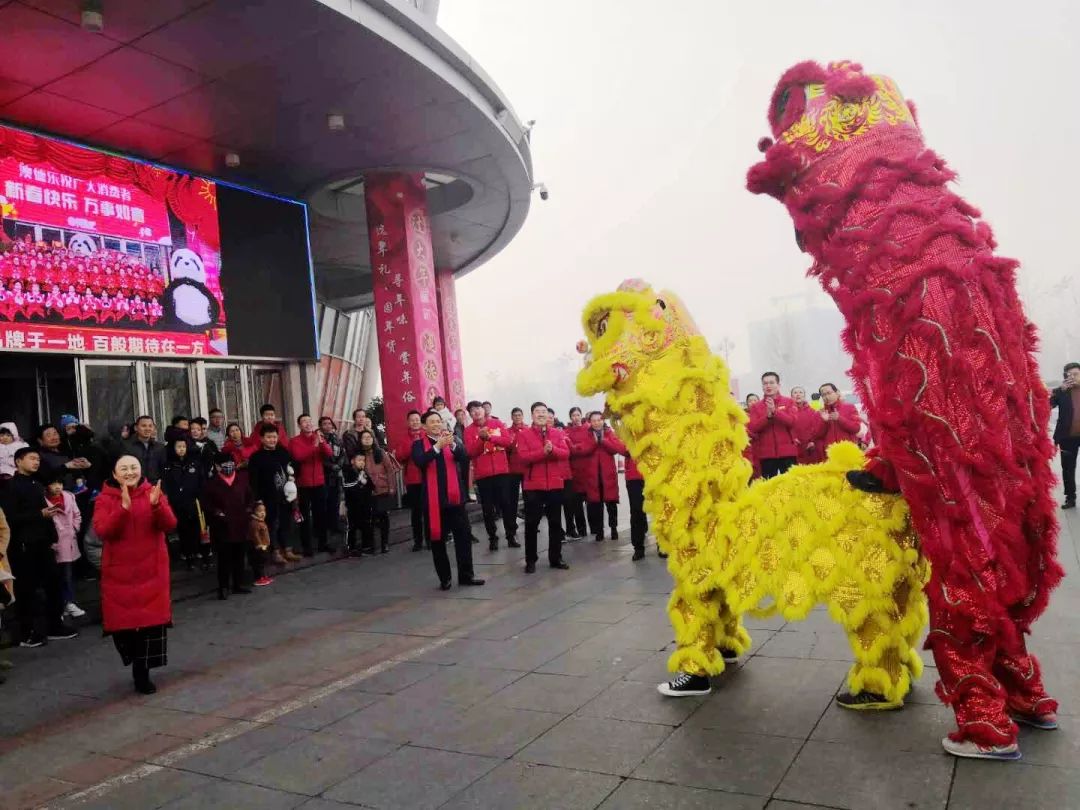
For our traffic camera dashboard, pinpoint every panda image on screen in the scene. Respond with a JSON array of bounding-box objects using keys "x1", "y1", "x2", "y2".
[
  {"x1": 161, "y1": 248, "x2": 220, "y2": 331},
  {"x1": 68, "y1": 233, "x2": 98, "y2": 256}
]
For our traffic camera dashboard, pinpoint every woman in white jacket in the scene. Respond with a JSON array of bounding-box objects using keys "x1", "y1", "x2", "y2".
[{"x1": 0, "y1": 422, "x2": 28, "y2": 478}]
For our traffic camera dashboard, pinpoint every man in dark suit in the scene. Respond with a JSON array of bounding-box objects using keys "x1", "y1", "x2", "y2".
[
  {"x1": 412, "y1": 410, "x2": 485, "y2": 590},
  {"x1": 1050, "y1": 362, "x2": 1080, "y2": 509}
]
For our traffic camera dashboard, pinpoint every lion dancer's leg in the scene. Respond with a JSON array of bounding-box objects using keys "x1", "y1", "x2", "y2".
[
  {"x1": 658, "y1": 584, "x2": 750, "y2": 697},
  {"x1": 839, "y1": 575, "x2": 928, "y2": 711},
  {"x1": 994, "y1": 609, "x2": 1058, "y2": 729}
]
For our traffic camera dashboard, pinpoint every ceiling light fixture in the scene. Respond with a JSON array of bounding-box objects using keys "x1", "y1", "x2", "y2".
[
  {"x1": 225, "y1": 152, "x2": 240, "y2": 168},
  {"x1": 80, "y1": 0, "x2": 104, "y2": 33},
  {"x1": 327, "y1": 113, "x2": 346, "y2": 132}
]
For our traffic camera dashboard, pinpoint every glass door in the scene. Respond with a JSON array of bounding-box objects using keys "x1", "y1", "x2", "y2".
[
  {"x1": 78, "y1": 360, "x2": 140, "y2": 435},
  {"x1": 205, "y1": 365, "x2": 244, "y2": 426},
  {"x1": 146, "y1": 363, "x2": 193, "y2": 428},
  {"x1": 248, "y1": 366, "x2": 286, "y2": 428}
]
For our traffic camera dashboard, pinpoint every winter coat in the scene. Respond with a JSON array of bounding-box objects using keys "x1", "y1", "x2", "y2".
[
  {"x1": 248, "y1": 516, "x2": 271, "y2": 549},
  {"x1": 807, "y1": 401, "x2": 862, "y2": 462},
  {"x1": 94, "y1": 479, "x2": 177, "y2": 632},
  {"x1": 161, "y1": 451, "x2": 204, "y2": 521},
  {"x1": 516, "y1": 424, "x2": 571, "y2": 491},
  {"x1": 201, "y1": 472, "x2": 253, "y2": 544},
  {"x1": 221, "y1": 438, "x2": 254, "y2": 468},
  {"x1": 746, "y1": 395, "x2": 799, "y2": 460},
  {"x1": 506, "y1": 424, "x2": 528, "y2": 476},
  {"x1": 189, "y1": 438, "x2": 219, "y2": 478},
  {"x1": 0, "y1": 507, "x2": 12, "y2": 602},
  {"x1": 321, "y1": 432, "x2": 346, "y2": 484},
  {"x1": 565, "y1": 424, "x2": 593, "y2": 494},
  {"x1": 122, "y1": 437, "x2": 167, "y2": 483},
  {"x1": 360, "y1": 448, "x2": 398, "y2": 497},
  {"x1": 573, "y1": 426, "x2": 626, "y2": 503},
  {"x1": 624, "y1": 456, "x2": 644, "y2": 482},
  {"x1": 5, "y1": 472, "x2": 58, "y2": 551},
  {"x1": 61, "y1": 424, "x2": 106, "y2": 490},
  {"x1": 49, "y1": 489, "x2": 82, "y2": 563},
  {"x1": 792, "y1": 403, "x2": 821, "y2": 465},
  {"x1": 394, "y1": 429, "x2": 424, "y2": 486},
  {"x1": 247, "y1": 420, "x2": 290, "y2": 450},
  {"x1": 0, "y1": 422, "x2": 28, "y2": 477},
  {"x1": 36, "y1": 445, "x2": 74, "y2": 487},
  {"x1": 247, "y1": 446, "x2": 293, "y2": 505},
  {"x1": 289, "y1": 432, "x2": 332, "y2": 488},
  {"x1": 464, "y1": 420, "x2": 512, "y2": 479}
]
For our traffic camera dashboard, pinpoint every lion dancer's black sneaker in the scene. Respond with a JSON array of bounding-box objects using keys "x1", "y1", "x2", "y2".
[
  {"x1": 657, "y1": 672, "x2": 711, "y2": 697},
  {"x1": 836, "y1": 691, "x2": 903, "y2": 711}
]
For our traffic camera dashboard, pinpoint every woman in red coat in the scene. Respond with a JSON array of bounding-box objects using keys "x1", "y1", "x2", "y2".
[
  {"x1": 563, "y1": 407, "x2": 590, "y2": 539},
  {"x1": 93, "y1": 454, "x2": 177, "y2": 695},
  {"x1": 574, "y1": 411, "x2": 626, "y2": 541}
]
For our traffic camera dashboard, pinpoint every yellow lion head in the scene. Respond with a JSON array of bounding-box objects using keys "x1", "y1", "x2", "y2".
[{"x1": 576, "y1": 278, "x2": 700, "y2": 397}]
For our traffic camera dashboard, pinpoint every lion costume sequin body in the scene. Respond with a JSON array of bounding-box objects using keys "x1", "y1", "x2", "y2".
[
  {"x1": 577, "y1": 281, "x2": 929, "y2": 705},
  {"x1": 747, "y1": 61, "x2": 1062, "y2": 745}
]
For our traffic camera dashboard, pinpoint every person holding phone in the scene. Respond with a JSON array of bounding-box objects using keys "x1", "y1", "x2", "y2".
[
  {"x1": 1050, "y1": 362, "x2": 1080, "y2": 509},
  {"x1": 93, "y1": 454, "x2": 177, "y2": 694},
  {"x1": 6, "y1": 447, "x2": 78, "y2": 648}
]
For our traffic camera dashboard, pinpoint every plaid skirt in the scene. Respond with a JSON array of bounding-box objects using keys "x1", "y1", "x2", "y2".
[{"x1": 111, "y1": 625, "x2": 168, "y2": 669}]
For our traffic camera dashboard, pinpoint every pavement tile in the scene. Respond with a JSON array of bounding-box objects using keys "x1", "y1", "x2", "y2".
[
  {"x1": 324, "y1": 745, "x2": 500, "y2": 809},
  {"x1": 489, "y1": 672, "x2": 610, "y2": 714},
  {"x1": 439, "y1": 760, "x2": 621, "y2": 810},
  {"x1": 70, "y1": 766, "x2": 216, "y2": 810},
  {"x1": 516, "y1": 715, "x2": 672, "y2": 776},
  {"x1": 577, "y1": 679, "x2": 706, "y2": 726},
  {"x1": 345, "y1": 660, "x2": 443, "y2": 695},
  {"x1": 948, "y1": 760, "x2": 1080, "y2": 810},
  {"x1": 810, "y1": 700, "x2": 954, "y2": 754},
  {"x1": 212, "y1": 696, "x2": 279, "y2": 721},
  {"x1": 109, "y1": 732, "x2": 190, "y2": 763},
  {"x1": 322, "y1": 692, "x2": 459, "y2": 743},
  {"x1": 0, "y1": 739, "x2": 98, "y2": 790},
  {"x1": 296, "y1": 800, "x2": 362, "y2": 810},
  {"x1": 515, "y1": 619, "x2": 612, "y2": 645},
  {"x1": 0, "y1": 777, "x2": 78, "y2": 810},
  {"x1": 535, "y1": 646, "x2": 652, "y2": 679},
  {"x1": 632, "y1": 727, "x2": 801, "y2": 796},
  {"x1": 755, "y1": 627, "x2": 857, "y2": 662},
  {"x1": 599, "y1": 778, "x2": 767, "y2": 809},
  {"x1": 170, "y1": 723, "x2": 309, "y2": 777},
  {"x1": 273, "y1": 689, "x2": 382, "y2": 730},
  {"x1": 159, "y1": 778, "x2": 307, "y2": 809},
  {"x1": 413, "y1": 637, "x2": 509, "y2": 665},
  {"x1": 421, "y1": 703, "x2": 563, "y2": 758},
  {"x1": 50, "y1": 754, "x2": 133, "y2": 786},
  {"x1": 232, "y1": 730, "x2": 398, "y2": 795},
  {"x1": 399, "y1": 664, "x2": 523, "y2": 708},
  {"x1": 556, "y1": 600, "x2": 646, "y2": 624},
  {"x1": 1016, "y1": 725, "x2": 1080, "y2": 768},
  {"x1": 774, "y1": 740, "x2": 952, "y2": 810},
  {"x1": 685, "y1": 657, "x2": 847, "y2": 739}
]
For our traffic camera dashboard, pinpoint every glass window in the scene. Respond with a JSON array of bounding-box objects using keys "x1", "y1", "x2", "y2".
[
  {"x1": 83, "y1": 363, "x2": 138, "y2": 434},
  {"x1": 319, "y1": 308, "x2": 336, "y2": 355},
  {"x1": 40, "y1": 227, "x2": 62, "y2": 246},
  {"x1": 103, "y1": 237, "x2": 121, "y2": 252},
  {"x1": 332, "y1": 312, "x2": 350, "y2": 357},
  {"x1": 249, "y1": 368, "x2": 285, "y2": 427},
  {"x1": 125, "y1": 241, "x2": 143, "y2": 257},
  {"x1": 206, "y1": 365, "x2": 243, "y2": 425},
  {"x1": 147, "y1": 365, "x2": 192, "y2": 428}
]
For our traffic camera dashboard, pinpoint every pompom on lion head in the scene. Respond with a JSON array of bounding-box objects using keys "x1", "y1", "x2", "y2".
[{"x1": 576, "y1": 279, "x2": 700, "y2": 397}]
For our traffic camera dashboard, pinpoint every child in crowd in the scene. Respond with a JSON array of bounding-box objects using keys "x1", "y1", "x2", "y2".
[
  {"x1": 342, "y1": 453, "x2": 374, "y2": 556},
  {"x1": 45, "y1": 477, "x2": 85, "y2": 619},
  {"x1": 0, "y1": 423, "x2": 29, "y2": 478},
  {"x1": 248, "y1": 501, "x2": 273, "y2": 587}
]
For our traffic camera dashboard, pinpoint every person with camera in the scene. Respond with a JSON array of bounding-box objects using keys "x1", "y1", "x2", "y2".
[{"x1": 1050, "y1": 362, "x2": 1080, "y2": 509}]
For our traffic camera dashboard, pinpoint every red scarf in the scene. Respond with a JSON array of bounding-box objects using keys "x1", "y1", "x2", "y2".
[{"x1": 422, "y1": 434, "x2": 461, "y2": 542}]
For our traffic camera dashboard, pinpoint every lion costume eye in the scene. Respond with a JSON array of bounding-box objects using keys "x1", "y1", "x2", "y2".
[{"x1": 595, "y1": 312, "x2": 609, "y2": 338}]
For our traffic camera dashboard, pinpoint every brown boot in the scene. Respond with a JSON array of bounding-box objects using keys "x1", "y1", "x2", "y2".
[
  {"x1": 272, "y1": 549, "x2": 287, "y2": 565},
  {"x1": 284, "y1": 549, "x2": 302, "y2": 562}
]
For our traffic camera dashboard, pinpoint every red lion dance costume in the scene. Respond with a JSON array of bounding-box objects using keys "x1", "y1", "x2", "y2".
[{"x1": 747, "y1": 61, "x2": 1063, "y2": 758}]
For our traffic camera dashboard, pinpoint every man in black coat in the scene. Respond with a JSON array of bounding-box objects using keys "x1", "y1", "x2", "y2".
[
  {"x1": 412, "y1": 410, "x2": 485, "y2": 591},
  {"x1": 1050, "y1": 361, "x2": 1080, "y2": 509},
  {"x1": 123, "y1": 416, "x2": 167, "y2": 484},
  {"x1": 5, "y1": 447, "x2": 77, "y2": 646}
]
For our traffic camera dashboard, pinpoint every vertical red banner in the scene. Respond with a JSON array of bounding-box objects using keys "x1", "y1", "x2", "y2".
[
  {"x1": 364, "y1": 173, "x2": 447, "y2": 447},
  {"x1": 436, "y1": 267, "x2": 466, "y2": 412}
]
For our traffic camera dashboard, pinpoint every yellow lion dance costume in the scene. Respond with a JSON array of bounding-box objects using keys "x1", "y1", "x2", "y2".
[{"x1": 576, "y1": 279, "x2": 930, "y2": 707}]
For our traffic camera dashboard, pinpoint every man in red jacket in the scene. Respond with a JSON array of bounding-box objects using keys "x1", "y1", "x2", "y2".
[
  {"x1": 563, "y1": 407, "x2": 590, "y2": 539},
  {"x1": 812, "y1": 383, "x2": 862, "y2": 458},
  {"x1": 506, "y1": 407, "x2": 527, "y2": 517},
  {"x1": 516, "y1": 402, "x2": 571, "y2": 574},
  {"x1": 464, "y1": 400, "x2": 520, "y2": 551},
  {"x1": 290, "y1": 414, "x2": 333, "y2": 556},
  {"x1": 790, "y1": 386, "x2": 819, "y2": 464},
  {"x1": 746, "y1": 371, "x2": 798, "y2": 479},
  {"x1": 248, "y1": 403, "x2": 289, "y2": 450},
  {"x1": 394, "y1": 410, "x2": 428, "y2": 551},
  {"x1": 575, "y1": 411, "x2": 626, "y2": 541}
]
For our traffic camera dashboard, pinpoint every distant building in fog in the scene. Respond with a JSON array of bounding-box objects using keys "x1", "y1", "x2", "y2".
[{"x1": 742, "y1": 305, "x2": 852, "y2": 395}]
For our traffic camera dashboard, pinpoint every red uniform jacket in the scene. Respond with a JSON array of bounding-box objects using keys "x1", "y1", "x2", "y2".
[
  {"x1": 93, "y1": 480, "x2": 177, "y2": 632},
  {"x1": 464, "y1": 420, "x2": 512, "y2": 479},
  {"x1": 516, "y1": 424, "x2": 571, "y2": 491},
  {"x1": 574, "y1": 426, "x2": 626, "y2": 503},
  {"x1": 808, "y1": 401, "x2": 862, "y2": 461},
  {"x1": 394, "y1": 429, "x2": 424, "y2": 486},
  {"x1": 247, "y1": 420, "x2": 290, "y2": 450},
  {"x1": 792, "y1": 402, "x2": 821, "y2": 464},
  {"x1": 289, "y1": 431, "x2": 332, "y2": 487},
  {"x1": 746, "y1": 395, "x2": 798, "y2": 460},
  {"x1": 565, "y1": 423, "x2": 593, "y2": 494},
  {"x1": 506, "y1": 424, "x2": 528, "y2": 476},
  {"x1": 624, "y1": 456, "x2": 644, "y2": 482}
]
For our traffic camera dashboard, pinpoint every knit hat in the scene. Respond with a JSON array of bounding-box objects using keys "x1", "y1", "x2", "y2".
[{"x1": 59, "y1": 414, "x2": 79, "y2": 429}]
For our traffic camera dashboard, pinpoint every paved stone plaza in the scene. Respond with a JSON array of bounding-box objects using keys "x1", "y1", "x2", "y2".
[{"x1": 1, "y1": 506, "x2": 1077, "y2": 810}]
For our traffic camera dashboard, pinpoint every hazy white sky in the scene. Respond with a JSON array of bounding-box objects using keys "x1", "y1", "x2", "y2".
[{"x1": 439, "y1": 0, "x2": 1080, "y2": 413}]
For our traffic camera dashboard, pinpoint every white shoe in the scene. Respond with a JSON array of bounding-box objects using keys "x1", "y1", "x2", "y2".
[
  {"x1": 64, "y1": 602, "x2": 86, "y2": 618},
  {"x1": 941, "y1": 736, "x2": 1020, "y2": 761}
]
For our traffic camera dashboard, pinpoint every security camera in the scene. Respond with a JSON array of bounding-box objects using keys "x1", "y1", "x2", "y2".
[{"x1": 533, "y1": 182, "x2": 549, "y2": 201}]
